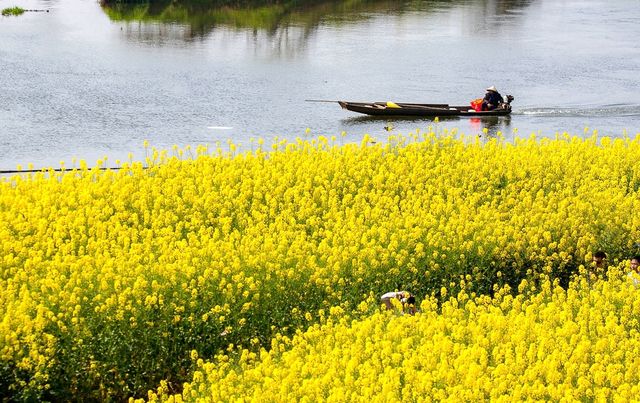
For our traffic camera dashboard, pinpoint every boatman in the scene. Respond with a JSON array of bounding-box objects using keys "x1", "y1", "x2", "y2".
[{"x1": 482, "y1": 86, "x2": 504, "y2": 111}]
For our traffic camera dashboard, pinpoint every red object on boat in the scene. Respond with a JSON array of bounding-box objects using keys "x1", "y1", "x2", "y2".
[{"x1": 470, "y1": 98, "x2": 483, "y2": 112}]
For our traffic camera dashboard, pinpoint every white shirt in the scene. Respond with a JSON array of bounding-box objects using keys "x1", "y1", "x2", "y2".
[{"x1": 381, "y1": 291, "x2": 408, "y2": 300}]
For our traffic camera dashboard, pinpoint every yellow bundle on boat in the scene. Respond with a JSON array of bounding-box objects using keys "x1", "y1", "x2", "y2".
[{"x1": 386, "y1": 101, "x2": 400, "y2": 108}]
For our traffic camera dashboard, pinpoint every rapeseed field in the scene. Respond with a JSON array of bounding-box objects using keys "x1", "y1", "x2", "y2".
[
  {"x1": 159, "y1": 274, "x2": 640, "y2": 402},
  {"x1": 1, "y1": 130, "x2": 639, "y2": 400}
]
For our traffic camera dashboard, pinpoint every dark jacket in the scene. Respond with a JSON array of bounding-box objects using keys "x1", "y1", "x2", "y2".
[{"x1": 482, "y1": 91, "x2": 504, "y2": 110}]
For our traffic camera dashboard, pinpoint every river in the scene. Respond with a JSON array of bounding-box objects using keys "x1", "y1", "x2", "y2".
[{"x1": 1, "y1": 0, "x2": 639, "y2": 169}]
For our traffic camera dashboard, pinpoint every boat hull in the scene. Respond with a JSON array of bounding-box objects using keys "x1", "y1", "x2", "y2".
[{"x1": 339, "y1": 101, "x2": 511, "y2": 117}]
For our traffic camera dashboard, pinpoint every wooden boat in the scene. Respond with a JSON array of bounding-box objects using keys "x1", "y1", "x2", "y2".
[{"x1": 338, "y1": 97, "x2": 513, "y2": 117}]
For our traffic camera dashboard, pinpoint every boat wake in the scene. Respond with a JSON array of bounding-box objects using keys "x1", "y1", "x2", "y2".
[{"x1": 516, "y1": 104, "x2": 640, "y2": 118}]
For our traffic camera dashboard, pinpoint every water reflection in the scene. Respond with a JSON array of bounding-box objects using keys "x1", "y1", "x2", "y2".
[
  {"x1": 467, "y1": 115, "x2": 512, "y2": 137},
  {"x1": 102, "y1": 0, "x2": 534, "y2": 53},
  {"x1": 460, "y1": 0, "x2": 534, "y2": 36},
  {"x1": 342, "y1": 114, "x2": 512, "y2": 138}
]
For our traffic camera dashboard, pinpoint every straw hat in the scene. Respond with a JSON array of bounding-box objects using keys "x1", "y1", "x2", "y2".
[{"x1": 486, "y1": 86, "x2": 498, "y2": 92}]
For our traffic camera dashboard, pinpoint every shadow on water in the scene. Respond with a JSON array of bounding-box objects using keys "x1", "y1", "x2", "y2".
[{"x1": 100, "y1": 0, "x2": 534, "y2": 50}]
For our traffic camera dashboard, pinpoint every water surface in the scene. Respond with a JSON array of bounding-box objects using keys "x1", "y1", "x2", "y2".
[{"x1": 1, "y1": 0, "x2": 639, "y2": 169}]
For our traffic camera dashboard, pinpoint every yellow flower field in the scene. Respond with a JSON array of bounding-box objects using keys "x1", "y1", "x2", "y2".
[
  {"x1": 155, "y1": 273, "x2": 640, "y2": 402},
  {"x1": 1, "y1": 130, "x2": 640, "y2": 400}
]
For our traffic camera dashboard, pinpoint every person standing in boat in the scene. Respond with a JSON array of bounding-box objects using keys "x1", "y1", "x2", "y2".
[{"x1": 482, "y1": 86, "x2": 504, "y2": 111}]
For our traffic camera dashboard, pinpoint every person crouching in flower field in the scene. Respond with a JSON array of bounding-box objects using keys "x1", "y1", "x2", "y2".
[
  {"x1": 381, "y1": 291, "x2": 416, "y2": 315},
  {"x1": 586, "y1": 250, "x2": 608, "y2": 285},
  {"x1": 628, "y1": 255, "x2": 640, "y2": 287}
]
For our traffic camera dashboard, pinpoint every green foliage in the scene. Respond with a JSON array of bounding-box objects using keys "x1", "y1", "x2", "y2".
[{"x1": 2, "y1": 7, "x2": 25, "y2": 16}]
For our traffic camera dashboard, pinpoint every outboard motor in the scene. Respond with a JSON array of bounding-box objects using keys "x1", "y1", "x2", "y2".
[{"x1": 499, "y1": 94, "x2": 514, "y2": 111}]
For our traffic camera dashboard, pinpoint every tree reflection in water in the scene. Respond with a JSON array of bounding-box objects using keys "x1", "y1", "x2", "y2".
[{"x1": 100, "y1": 0, "x2": 533, "y2": 56}]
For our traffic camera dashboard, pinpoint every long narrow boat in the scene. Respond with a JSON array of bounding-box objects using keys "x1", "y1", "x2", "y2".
[{"x1": 338, "y1": 98, "x2": 513, "y2": 117}]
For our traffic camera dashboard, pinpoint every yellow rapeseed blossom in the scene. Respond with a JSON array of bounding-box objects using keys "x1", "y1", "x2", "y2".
[
  {"x1": 169, "y1": 274, "x2": 640, "y2": 401},
  {"x1": 1, "y1": 131, "x2": 639, "y2": 400}
]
